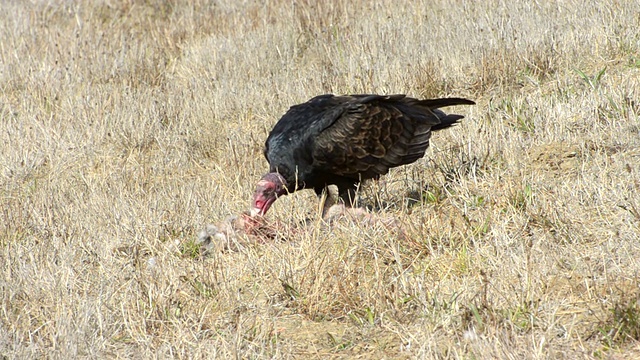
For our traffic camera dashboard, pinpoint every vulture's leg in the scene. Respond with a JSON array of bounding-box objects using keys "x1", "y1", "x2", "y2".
[
  {"x1": 319, "y1": 183, "x2": 365, "y2": 222},
  {"x1": 315, "y1": 186, "x2": 338, "y2": 218},
  {"x1": 315, "y1": 180, "x2": 357, "y2": 219}
]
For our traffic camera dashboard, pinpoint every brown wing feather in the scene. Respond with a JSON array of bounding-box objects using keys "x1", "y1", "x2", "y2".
[{"x1": 312, "y1": 95, "x2": 442, "y2": 179}]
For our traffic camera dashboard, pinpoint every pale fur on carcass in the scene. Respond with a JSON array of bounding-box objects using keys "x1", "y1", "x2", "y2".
[
  {"x1": 323, "y1": 204, "x2": 398, "y2": 227},
  {"x1": 198, "y1": 205, "x2": 403, "y2": 253},
  {"x1": 197, "y1": 212, "x2": 275, "y2": 252}
]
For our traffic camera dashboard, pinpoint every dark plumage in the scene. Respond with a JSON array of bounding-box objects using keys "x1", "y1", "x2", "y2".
[{"x1": 250, "y1": 94, "x2": 475, "y2": 216}]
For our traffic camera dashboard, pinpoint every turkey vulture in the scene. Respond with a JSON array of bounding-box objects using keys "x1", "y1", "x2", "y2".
[{"x1": 251, "y1": 94, "x2": 475, "y2": 216}]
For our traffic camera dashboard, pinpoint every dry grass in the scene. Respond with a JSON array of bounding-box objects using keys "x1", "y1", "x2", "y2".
[{"x1": 1, "y1": 0, "x2": 640, "y2": 358}]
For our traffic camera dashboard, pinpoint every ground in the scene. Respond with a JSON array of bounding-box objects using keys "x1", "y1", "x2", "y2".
[{"x1": 1, "y1": 0, "x2": 639, "y2": 358}]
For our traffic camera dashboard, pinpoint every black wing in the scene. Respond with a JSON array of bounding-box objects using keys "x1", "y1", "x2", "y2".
[{"x1": 311, "y1": 94, "x2": 474, "y2": 179}]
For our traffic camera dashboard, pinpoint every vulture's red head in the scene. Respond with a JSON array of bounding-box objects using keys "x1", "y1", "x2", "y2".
[{"x1": 251, "y1": 173, "x2": 287, "y2": 217}]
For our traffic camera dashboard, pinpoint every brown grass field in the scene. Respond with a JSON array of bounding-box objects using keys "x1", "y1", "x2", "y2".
[{"x1": 1, "y1": 0, "x2": 640, "y2": 358}]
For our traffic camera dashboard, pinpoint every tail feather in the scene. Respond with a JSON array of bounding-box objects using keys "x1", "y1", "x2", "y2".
[
  {"x1": 431, "y1": 114, "x2": 465, "y2": 131},
  {"x1": 419, "y1": 97, "x2": 475, "y2": 109}
]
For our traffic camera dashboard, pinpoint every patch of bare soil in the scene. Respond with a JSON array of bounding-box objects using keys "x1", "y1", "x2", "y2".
[{"x1": 528, "y1": 142, "x2": 580, "y2": 174}]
